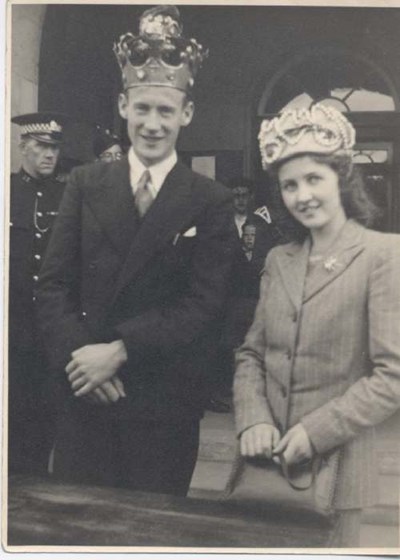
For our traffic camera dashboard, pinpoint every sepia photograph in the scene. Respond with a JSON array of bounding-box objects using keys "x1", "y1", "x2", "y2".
[{"x1": 3, "y1": 0, "x2": 400, "y2": 553}]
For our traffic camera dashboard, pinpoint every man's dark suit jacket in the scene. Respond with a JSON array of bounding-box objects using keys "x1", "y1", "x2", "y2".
[{"x1": 36, "y1": 157, "x2": 235, "y2": 421}]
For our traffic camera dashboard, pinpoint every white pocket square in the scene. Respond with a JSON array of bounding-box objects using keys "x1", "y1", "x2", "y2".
[{"x1": 182, "y1": 226, "x2": 197, "y2": 237}]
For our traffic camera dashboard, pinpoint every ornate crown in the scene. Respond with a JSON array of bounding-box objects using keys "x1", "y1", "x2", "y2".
[
  {"x1": 258, "y1": 103, "x2": 356, "y2": 170},
  {"x1": 113, "y1": 5, "x2": 208, "y2": 92}
]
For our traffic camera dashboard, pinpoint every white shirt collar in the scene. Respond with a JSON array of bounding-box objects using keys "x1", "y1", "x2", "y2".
[
  {"x1": 234, "y1": 214, "x2": 247, "y2": 237},
  {"x1": 128, "y1": 148, "x2": 177, "y2": 198}
]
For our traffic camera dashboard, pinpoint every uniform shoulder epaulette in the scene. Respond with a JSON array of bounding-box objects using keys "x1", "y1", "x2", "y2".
[
  {"x1": 20, "y1": 170, "x2": 32, "y2": 183},
  {"x1": 254, "y1": 205, "x2": 272, "y2": 224}
]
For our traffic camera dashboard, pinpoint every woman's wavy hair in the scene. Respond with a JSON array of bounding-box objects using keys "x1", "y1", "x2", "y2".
[{"x1": 268, "y1": 153, "x2": 380, "y2": 243}]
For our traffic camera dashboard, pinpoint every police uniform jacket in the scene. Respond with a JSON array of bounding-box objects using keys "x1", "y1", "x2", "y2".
[
  {"x1": 234, "y1": 220, "x2": 400, "y2": 509},
  {"x1": 36, "y1": 157, "x2": 235, "y2": 420},
  {"x1": 9, "y1": 168, "x2": 65, "y2": 352}
]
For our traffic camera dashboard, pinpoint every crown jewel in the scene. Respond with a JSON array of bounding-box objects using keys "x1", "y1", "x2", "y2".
[
  {"x1": 258, "y1": 103, "x2": 356, "y2": 170},
  {"x1": 114, "y1": 5, "x2": 208, "y2": 92}
]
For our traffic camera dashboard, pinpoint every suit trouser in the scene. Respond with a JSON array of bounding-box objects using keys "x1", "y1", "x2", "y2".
[{"x1": 52, "y1": 397, "x2": 200, "y2": 497}]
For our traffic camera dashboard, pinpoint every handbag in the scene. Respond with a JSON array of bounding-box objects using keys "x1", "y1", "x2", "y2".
[{"x1": 223, "y1": 448, "x2": 340, "y2": 523}]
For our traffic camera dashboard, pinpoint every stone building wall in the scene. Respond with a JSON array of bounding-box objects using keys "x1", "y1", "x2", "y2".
[{"x1": 10, "y1": 5, "x2": 46, "y2": 172}]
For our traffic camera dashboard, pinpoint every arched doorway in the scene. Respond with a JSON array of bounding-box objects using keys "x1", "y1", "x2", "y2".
[{"x1": 254, "y1": 47, "x2": 400, "y2": 233}]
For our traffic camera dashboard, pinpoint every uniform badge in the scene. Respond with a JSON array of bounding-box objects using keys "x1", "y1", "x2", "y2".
[{"x1": 254, "y1": 205, "x2": 272, "y2": 224}]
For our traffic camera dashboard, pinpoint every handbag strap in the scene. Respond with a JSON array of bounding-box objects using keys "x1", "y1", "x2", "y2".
[{"x1": 278, "y1": 453, "x2": 321, "y2": 492}]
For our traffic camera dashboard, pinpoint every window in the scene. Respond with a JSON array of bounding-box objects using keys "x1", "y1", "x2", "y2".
[
  {"x1": 255, "y1": 47, "x2": 400, "y2": 232},
  {"x1": 258, "y1": 48, "x2": 398, "y2": 116}
]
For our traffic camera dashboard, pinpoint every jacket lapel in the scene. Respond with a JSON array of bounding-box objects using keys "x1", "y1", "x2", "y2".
[
  {"x1": 302, "y1": 220, "x2": 366, "y2": 303},
  {"x1": 112, "y1": 161, "x2": 196, "y2": 299},
  {"x1": 275, "y1": 239, "x2": 310, "y2": 312},
  {"x1": 85, "y1": 157, "x2": 139, "y2": 259},
  {"x1": 274, "y1": 220, "x2": 366, "y2": 309}
]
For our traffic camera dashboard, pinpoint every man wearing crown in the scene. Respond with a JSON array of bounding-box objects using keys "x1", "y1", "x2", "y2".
[
  {"x1": 36, "y1": 6, "x2": 235, "y2": 495},
  {"x1": 9, "y1": 112, "x2": 67, "y2": 475}
]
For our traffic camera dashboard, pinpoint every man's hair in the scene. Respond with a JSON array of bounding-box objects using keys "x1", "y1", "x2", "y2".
[
  {"x1": 19, "y1": 137, "x2": 60, "y2": 150},
  {"x1": 183, "y1": 91, "x2": 194, "y2": 106},
  {"x1": 19, "y1": 137, "x2": 34, "y2": 149},
  {"x1": 241, "y1": 220, "x2": 257, "y2": 235},
  {"x1": 242, "y1": 218, "x2": 257, "y2": 230},
  {"x1": 227, "y1": 177, "x2": 255, "y2": 193},
  {"x1": 122, "y1": 88, "x2": 193, "y2": 108}
]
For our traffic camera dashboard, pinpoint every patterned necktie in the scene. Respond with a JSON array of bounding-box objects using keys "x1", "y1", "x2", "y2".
[{"x1": 135, "y1": 169, "x2": 153, "y2": 217}]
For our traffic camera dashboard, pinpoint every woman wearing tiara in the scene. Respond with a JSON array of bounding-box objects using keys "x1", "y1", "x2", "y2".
[{"x1": 233, "y1": 103, "x2": 400, "y2": 546}]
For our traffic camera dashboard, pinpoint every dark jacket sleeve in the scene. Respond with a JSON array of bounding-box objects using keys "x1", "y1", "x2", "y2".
[
  {"x1": 35, "y1": 169, "x2": 94, "y2": 374},
  {"x1": 114, "y1": 187, "x2": 235, "y2": 363}
]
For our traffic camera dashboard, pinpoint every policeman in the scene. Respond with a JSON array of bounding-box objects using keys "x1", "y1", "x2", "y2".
[{"x1": 9, "y1": 111, "x2": 67, "y2": 475}]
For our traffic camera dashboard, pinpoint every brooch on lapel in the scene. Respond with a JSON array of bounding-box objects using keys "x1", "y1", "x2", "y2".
[{"x1": 323, "y1": 256, "x2": 340, "y2": 272}]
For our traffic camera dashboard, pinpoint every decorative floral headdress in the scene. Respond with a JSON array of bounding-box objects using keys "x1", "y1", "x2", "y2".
[
  {"x1": 258, "y1": 103, "x2": 356, "y2": 170},
  {"x1": 114, "y1": 5, "x2": 208, "y2": 92}
]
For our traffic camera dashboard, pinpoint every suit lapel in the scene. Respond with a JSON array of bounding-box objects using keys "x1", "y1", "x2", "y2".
[
  {"x1": 112, "y1": 161, "x2": 195, "y2": 299},
  {"x1": 85, "y1": 157, "x2": 139, "y2": 258},
  {"x1": 303, "y1": 220, "x2": 366, "y2": 302},
  {"x1": 275, "y1": 220, "x2": 366, "y2": 309},
  {"x1": 275, "y1": 239, "x2": 310, "y2": 311}
]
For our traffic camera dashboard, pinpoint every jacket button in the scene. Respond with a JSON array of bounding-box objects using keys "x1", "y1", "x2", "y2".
[
  {"x1": 281, "y1": 386, "x2": 287, "y2": 398},
  {"x1": 33, "y1": 275, "x2": 39, "y2": 281},
  {"x1": 36, "y1": 212, "x2": 43, "y2": 217},
  {"x1": 35, "y1": 233, "x2": 42, "y2": 239},
  {"x1": 37, "y1": 191, "x2": 43, "y2": 197},
  {"x1": 34, "y1": 254, "x2": 41, "y2": 260},
  {"x1": 81, "y1": 311, "x2": 87, "y2": 317}
]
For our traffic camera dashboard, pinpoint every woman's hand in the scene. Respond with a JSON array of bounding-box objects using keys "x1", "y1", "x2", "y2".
[
  {"x1": 240, "y1": 423, "x2": 281, "y2": 458},
  {"x1": 273, "y1": 423, "x2": 313, "y2": 466}
]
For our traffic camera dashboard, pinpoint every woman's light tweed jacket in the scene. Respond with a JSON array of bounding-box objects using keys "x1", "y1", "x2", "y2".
[{"x1": 234, "y1": 219, "x2": 400, "y2": 509}]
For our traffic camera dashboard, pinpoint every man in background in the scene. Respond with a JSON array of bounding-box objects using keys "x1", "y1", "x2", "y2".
[
  {"x1": 206, "y1": 178, "x2": 283, "y2": 410},
  {"x1": 93, "y1": 125, "x2": 124, "y2": 163},
  {"x1": 228, "y1": 176, "x2": 282, "y2": 254},
  {"x1": 9, "y1": 112, "x2": 67, "y2": 475}
]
